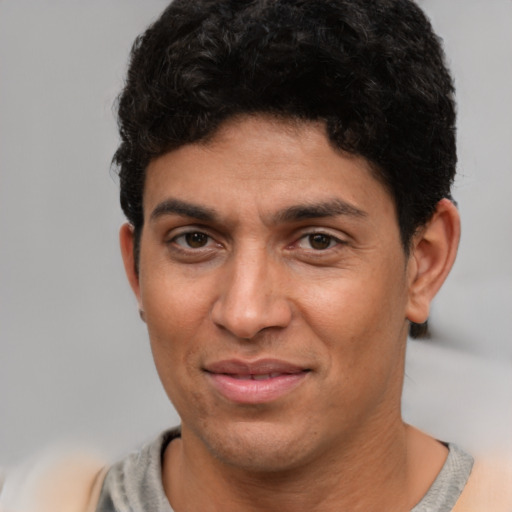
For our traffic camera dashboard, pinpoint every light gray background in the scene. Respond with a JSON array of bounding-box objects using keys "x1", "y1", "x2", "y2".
[{"x1": 1, "y1": 1, "x2": 511, "y2": 466}]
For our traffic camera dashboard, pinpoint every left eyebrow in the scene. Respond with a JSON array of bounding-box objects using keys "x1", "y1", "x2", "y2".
[{"x1": 272, "y1": 199, "x2": 367, "y2": 223}]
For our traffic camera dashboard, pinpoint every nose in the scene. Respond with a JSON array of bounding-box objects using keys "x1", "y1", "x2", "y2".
[{"x1": 211, "y1": 248, "x2": 293, "y2": 340}]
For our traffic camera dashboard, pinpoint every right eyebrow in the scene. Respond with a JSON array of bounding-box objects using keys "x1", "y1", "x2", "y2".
[{"x1": 149, "y1": 198, "x2": 217, "y2": 223}]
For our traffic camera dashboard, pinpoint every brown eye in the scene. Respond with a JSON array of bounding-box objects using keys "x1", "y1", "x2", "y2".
[
  {"x1": 308, "y1": 234, "x2": 334, "y2": 250},
  {"x1": 184, "y1": 232, "x2": 209, "y2": 248}
]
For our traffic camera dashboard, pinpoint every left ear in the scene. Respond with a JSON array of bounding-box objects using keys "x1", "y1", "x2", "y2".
[{"x1": 406, "y1": 198, "x2": 461, "y2": 325}]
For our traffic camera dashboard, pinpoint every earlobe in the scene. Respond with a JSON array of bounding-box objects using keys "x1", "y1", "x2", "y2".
[
  {"x1": 119, "y1": 223, "x2": 143, "y2": 310},
  {"x1": 406, "y1": 199, "x2": 461, "y2": 325}
]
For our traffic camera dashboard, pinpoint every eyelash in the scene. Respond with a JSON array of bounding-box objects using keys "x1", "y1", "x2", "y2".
[
  {"x1": 167, "y1": 229, "x2": 345, "y2": 255},
  {"x1": 294, "y1": 232, "x2": 345, "y2": 251},
  {"x1": 169, "y1": 231, "x2": 218, "y2": 251}
]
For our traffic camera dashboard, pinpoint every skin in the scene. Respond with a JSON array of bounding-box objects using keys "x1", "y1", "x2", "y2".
[{"x1": 120, "y1": 115, "x2": 460, "y2": 511}]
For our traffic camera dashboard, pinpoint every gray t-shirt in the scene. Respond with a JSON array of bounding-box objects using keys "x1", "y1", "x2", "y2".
[{"x1": 96, "y1": 429, "x2": 473, "y2": 512}]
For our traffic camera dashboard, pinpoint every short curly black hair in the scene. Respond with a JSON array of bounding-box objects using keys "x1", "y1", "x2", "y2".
[{"x1": 113, "y1": 0, "x2": 457, "y2": 338}]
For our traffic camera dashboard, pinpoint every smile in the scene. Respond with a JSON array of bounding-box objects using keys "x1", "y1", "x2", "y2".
[
  {"x1": 230, "y1": 373, "x2": 283, "y2": 380},
  {"x1": 204, "y1": 359, "x2": 310, "y2": 404}
]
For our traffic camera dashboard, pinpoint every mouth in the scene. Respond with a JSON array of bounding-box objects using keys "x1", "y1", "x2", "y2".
[
  {"x1": 204, "y1": 359, "x2": 310, "y2": 404},
  {"x1": 229, "y1": 372, "x2": 287, "y2": 381}
]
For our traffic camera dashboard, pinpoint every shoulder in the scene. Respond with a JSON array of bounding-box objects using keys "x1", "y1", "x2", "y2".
[
  {"x1": 0, "y1": 449, "x2": 106, "y2": 512},
  {"x1": 452, "y1": 453, "x2": 512, "y2": 512},
  {"x1": 97, "y1": 428, "x2": 179, "y2": 512}
]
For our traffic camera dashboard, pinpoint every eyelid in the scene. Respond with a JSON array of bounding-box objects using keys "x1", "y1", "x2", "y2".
[
  {"x1": 297, "y1": 234, "x2": 343, "y2": 251},
  {"x1": 293, "y1": 227, "x2": 347, "y2": 246},
  {"x1": 166, "y1": 226, "x2": 221, "y2": 249},
  {"x1": 173, "y1": 232, "x2": 214, "y2": 248}
]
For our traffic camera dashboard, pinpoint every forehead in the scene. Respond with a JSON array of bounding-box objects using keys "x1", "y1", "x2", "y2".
[{"x1": 143, "y1": 115, "x2": 397, "y2": 228}]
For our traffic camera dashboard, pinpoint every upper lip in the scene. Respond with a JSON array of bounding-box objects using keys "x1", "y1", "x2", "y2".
[{"x1": 204, "y1": 358, "x2": 308, "y2": 376}]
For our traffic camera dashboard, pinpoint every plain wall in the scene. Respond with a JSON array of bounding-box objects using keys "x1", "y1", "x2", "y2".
[{"x1": 1, "y1": 0, "x2": 511, "y2": 466}]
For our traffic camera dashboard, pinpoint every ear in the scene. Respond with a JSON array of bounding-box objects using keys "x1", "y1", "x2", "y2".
[
  {"x1": 119, "y1": 223, "x2": 142, "y2": 310},
  {"x1": 405, "y1": 199, "x2": 461, "y2": 325}
]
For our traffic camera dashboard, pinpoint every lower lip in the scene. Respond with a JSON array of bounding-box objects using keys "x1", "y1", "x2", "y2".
[{"x1": 206, "y1": 372, "x2": 308, "y2": 404}]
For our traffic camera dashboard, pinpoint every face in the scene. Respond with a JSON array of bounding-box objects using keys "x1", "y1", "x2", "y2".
[{"x1": 123, "y1": 116, "x2": 415, "y2": 472}]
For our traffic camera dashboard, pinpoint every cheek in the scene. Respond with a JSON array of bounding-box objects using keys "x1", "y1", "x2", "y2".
[
  {"x1": 140, "y1": 273, "x2": 212, "y2": 393},
  {"x1": 299, "y1": 258, "x2": 408, "y2": 368},
  {"x1": 143, "y1": 291, "x2": 215, "y2": 424},
  {"x1": 300, "y1": 273, "x2": 407, "y2": 424},
  {"x1": 304, "y1": 277, "x2": 403, "y2": 337},
  {"x1": 141, "y1": 269, "x2": 212, "y2": 341}
]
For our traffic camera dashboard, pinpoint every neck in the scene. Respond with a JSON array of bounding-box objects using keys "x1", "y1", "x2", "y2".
[{"x1": 162, "y1": 418, "x2": 445, "y2": 512}]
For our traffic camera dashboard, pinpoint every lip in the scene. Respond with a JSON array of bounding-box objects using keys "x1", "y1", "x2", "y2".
[{"x1": 204, "y1": 358, "x2": 310, "y2": 404}]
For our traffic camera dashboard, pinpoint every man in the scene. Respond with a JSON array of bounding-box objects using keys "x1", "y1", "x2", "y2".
[
  {"x1": 102, "y1": 0, "x2": 463, "y2": 510},
  {"x1": 1, "y1": 0, "x2": 510, "y2": 511}
]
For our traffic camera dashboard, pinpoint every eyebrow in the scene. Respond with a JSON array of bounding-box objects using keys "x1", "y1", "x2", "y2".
[
  {"x1": 150, "y1": 198, "x2": 217, "y2": 222},
  {"x1": 272, "y1": 199, "x2": 367, "y2": 223},
  {"x1": 149, "y1": 197, "x2": 366, "y2": 224}
]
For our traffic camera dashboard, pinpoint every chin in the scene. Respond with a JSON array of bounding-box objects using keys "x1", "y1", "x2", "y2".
[{"x1": 191, "y1": 419, "x2": 324, "y2": 474}]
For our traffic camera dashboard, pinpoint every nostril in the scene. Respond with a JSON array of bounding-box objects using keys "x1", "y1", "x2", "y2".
[
  {"x1": 210, "y1": 264, "x2": 293, "y2": 339},
  {"x1": 211, "y1": 301, "x2": 292, "y2": 340}
]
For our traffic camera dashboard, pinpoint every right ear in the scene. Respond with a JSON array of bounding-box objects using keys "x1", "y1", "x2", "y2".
[{"x1": 119, "y1": 223, "x2": 142, "y2": 309}]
